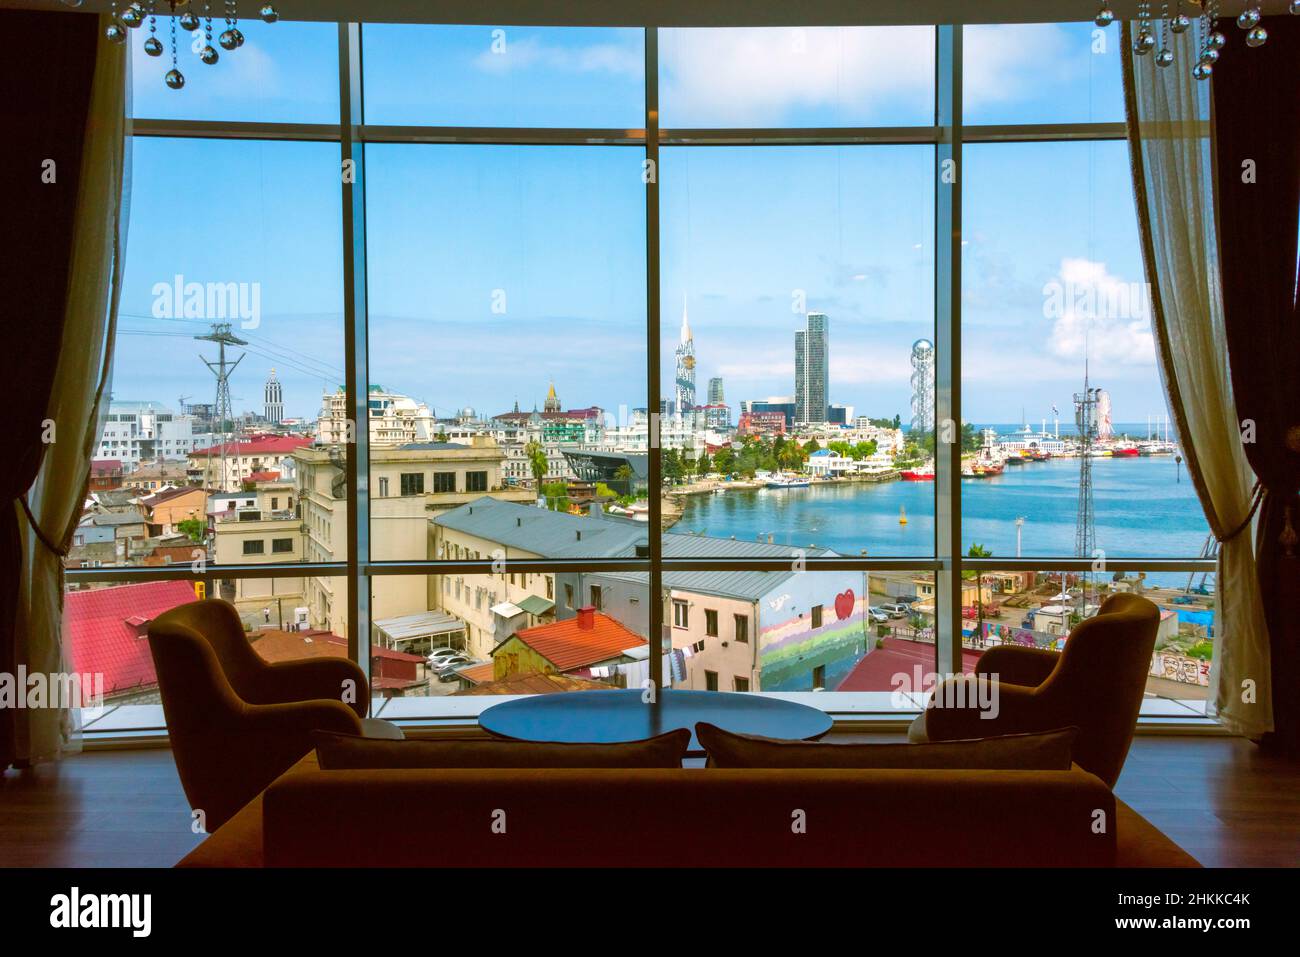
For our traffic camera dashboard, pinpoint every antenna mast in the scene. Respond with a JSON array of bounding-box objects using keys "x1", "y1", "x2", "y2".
[{"x1": 197, "y1": 323, "x2": 247, "y2": 491}]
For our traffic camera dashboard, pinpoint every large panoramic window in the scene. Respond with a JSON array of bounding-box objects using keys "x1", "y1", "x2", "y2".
[
  {"x1": 659, "y1": 144, "x2": 935, "y2": 559},
  {"x1": 70, "y1": 16, "x2": 1215, "y2": 731}
]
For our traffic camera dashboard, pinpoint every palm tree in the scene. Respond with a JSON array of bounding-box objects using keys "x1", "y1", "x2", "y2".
[
  {"x1": 524, "y1": 440, "x2": 548, "y2": 490},
  {"x1": 966, "y1": 543, "x2": 993, "y2": 645}
]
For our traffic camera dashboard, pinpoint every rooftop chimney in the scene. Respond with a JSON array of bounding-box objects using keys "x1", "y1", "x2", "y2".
[{"x1": 576, "y1": 605, "x2": 595, "y2": 630}]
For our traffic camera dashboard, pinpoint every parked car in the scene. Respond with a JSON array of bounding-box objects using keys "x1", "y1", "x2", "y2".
[
  {"x1": 426, "y1": 647, "x2": 462, "y2": 666},
  {"x1": 866, "y1": 606, "x2": 890, "y2": 623},
  {"x1": 880, "y1": 603, "x2": 910, "y2": 618},
  {"x1": 433, "y1": 654, "x2": 473, "y2": 680}
]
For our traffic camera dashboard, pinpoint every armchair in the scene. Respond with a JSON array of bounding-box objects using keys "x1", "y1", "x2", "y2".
[
  {"x1": 910, "y1": 592, "x2": 1162, "y2": 787},
  {"x1": 147, "y1": 599, "x2": 374, "y2": 831}
]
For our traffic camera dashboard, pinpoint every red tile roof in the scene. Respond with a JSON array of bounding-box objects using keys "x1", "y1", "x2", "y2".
[
  {"x1": 90, "y1": 460, "x2": 124, "y2": 475},
  {"x1": 191, "y1": 435, "x2": 311, "y2": 456},
  {"x1": 459, "y1": 661, "x2": 495, "y2": 684},
  {"x1": 246, "y1": 470, "x2": 282, "y2": 482},
  {"x1": 250, "y1": 629, "x2": 425, "y2": 664},
  {"x1": 455, "y1": 672, "x2": 615, "y2": 695},
  {"x1": 65, "y1": 580, "x2": 200, "y2": 702},
  {"x1": 508, "y1": 612, "x2": 642, "y2": 673},
  {"x1": 835, "y1": 637, "x2": 980, "y2": 692}
]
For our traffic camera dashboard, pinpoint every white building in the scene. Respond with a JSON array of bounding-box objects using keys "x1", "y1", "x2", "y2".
[
  {"x1": 317, "y1": 387, "x2": 439, "y2": 448},
  {"x1": 96, "y1": 401, "x2": 199, "y2": 469},
  {"x1": 806, "y1": 449, "x2": 853, "y2": 478}
]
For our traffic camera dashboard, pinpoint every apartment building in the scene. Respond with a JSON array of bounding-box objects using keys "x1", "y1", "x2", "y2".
[{"x1": 95, "y1": 400, "x2": 199, "y2": 468}]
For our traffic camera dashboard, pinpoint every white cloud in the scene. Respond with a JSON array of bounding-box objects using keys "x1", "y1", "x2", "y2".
[
  {"x1": 655, "y1": 24, "x2": 1077, "y2": 126},
  {"x1": 962, "y1": 24, "x2": 1076, "y2": 108},
  {"x1": 472, "y1": 35, "x2": 642, "y2": 78},
  {"x1": 1045, "y1": 258, "x2": 1155, "y2": 366},
  {"x1": 660, "y1": 26, "x2": 933, "y2": 126}
]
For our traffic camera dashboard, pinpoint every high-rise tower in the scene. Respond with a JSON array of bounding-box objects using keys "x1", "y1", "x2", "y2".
[
  {"x1": 675, "y1": 296, "x2": 696, "y2": 413},
  {"x1": 909, "y1": 338, "x2": 935, "y2": 435},
  {"x1": 264, "y1": 368, "x2": 284, "y2": 424},
  {"x1": 707, "y1": 376, "x2": 724, "y2": 406},
  {"x1": 794, "y1": 312, "x2": 828, "y2": 424}
]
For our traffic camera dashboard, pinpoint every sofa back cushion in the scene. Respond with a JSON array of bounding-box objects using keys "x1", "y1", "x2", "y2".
[
  {"x1": 262, "y1": 764, "x2": 1117, "y2": 866},
  {"x1": 313, "y1": 728, "x2": 691, "y2": 770},
  {"x1": 696, "y1": 722, "x2": 1078, "y2": 770}
]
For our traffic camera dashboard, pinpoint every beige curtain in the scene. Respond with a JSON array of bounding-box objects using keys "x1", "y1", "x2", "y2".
[
  {"x1": 1123, "y1": 25, "x2": 1271, "y2": 736},
  {"x1": 15, "y1": 17, "x2": 130, "y2": 762}
]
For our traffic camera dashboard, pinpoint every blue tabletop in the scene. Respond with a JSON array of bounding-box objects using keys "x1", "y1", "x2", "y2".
[{"x1": 479, "y1": 688, "x2": 833, "y2": 754}]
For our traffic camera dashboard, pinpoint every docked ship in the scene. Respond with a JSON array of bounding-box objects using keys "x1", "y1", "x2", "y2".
[
  {"x1": 765, "y1": 474, "x2": 811, "y2": 489},
  {"x1": 900, "y1": 463, "x2": 935, "y2": 481}
]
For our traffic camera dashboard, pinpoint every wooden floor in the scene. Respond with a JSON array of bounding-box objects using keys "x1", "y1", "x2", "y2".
[{"x1": 1, "y1": 734, "x2": 1296, "y2": 867}]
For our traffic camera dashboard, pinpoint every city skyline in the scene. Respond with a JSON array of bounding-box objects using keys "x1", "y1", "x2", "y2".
[{"x1": 113, "y1": 20, "x2": 1166, "y2": 429}]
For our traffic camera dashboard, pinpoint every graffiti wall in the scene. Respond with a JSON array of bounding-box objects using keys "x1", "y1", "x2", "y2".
[
  {"x1": 757, "y1": 572, "x2": 870, "y2": 692},
  {"x1": 1150, "y1": 651, "x2": 1211, "y2": 686},
  {"x1": 979, "y1": 621, "x2": 1064, "y2": 651}
]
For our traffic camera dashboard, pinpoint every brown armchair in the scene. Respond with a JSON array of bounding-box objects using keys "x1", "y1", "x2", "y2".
[
  {"x1": 911, "y1": 592, "x2": 1161, "y2": 787},
  {"x1": 147, "y1": 599, "x2": 369, "y2": 831}
]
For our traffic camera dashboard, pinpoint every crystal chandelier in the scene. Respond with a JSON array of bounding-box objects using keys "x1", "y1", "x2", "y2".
[
  {"x1": 97, "y1": 1, "x2": 279, "y2": 90},
  {"x1": 1094, "y1": 1, "x2": 1298, "y2": 80}
]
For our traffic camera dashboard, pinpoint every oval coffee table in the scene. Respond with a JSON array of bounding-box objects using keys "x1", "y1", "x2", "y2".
[{"x1": 479, "y1": 689, "x2": 833, "y2": 757}]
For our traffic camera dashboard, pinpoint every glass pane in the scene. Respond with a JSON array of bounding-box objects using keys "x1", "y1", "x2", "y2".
[
  {"x1": 106, "y1": 137, "x2": 344, "y2": 567},
  {"x1": 370, "y1": 573, "x2": 649, "y2": 701},
  {"x1": 364, "y1": 143, "x2": 647, "y2": 559},
  {"x1": 968, "y1": 568, "x2": 1213, "y2": 716},
  {"x1": 660, "y1": 145, "x2": 935, "y2": 556},
  {"x1": 963, "y1": 21, "x2": 1124, "y2": 125},
  {"x1": 961, "y1": 140, "x2": 1209, "y2": 558},
  {"x1": 660, "y1": 26, "x2": 935, "y2": 128},
  {"x1": 361, "y1": 24, "x2": 644, "y2": 127},
  {"x1": 130, "y1": 19, "x2": 339, "y2": 123},
  {"x1": 65, "y1": 575, "x2": 345, "y2": 711}
]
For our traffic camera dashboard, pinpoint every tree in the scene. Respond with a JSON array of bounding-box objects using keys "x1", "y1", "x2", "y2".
[
  {"x1": 541, "y1": 481, "x2": 569, "y2": 512},
  {"x1": 712, "y1": 447, "x2": 736, "y2": 476},
  {"x1": 524, "y1": 440, "x2": 548, "y2": 488},
  {"x1": 966, "y1": 543, "x2": 993, "y2": 645},
  {"x1": 663, "y1": 448, "x2": 685, "y2": 484},
  {"x1": 178, "y1": 518, "x2": 206, "y2": 543},
  {"x1": 696, "y1": 451, "x2": 712, "y2": 477}
]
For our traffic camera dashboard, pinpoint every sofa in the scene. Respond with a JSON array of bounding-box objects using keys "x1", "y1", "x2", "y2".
[{"x1": 178, "y1": 750, "x2": 1199, "y2": 868}]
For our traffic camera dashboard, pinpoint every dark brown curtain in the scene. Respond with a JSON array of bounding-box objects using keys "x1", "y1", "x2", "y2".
[
  {"x1": 1212, "y1": 16, "x2": 1300, "y2": 753},
  {"x1": 0, "y1": 11, "x2": 100, "y2": 770}
]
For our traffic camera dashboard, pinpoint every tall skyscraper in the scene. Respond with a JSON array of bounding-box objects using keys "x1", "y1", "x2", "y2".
[
  {"x1": 264, "y1": 368, "x2": 283, "y2": 424},
  {"x1": 707, "y1": 376, "x2": 724, "y2": 405},
  {"x1": 794, "y1": 312, "x2": 828, "y2": 424},
  {"x1": 909, "y1": 338, "x2": 934, "y2": 434},
  {"x1": 675, "y1": 296, "x2": 696, "y2": 413}
]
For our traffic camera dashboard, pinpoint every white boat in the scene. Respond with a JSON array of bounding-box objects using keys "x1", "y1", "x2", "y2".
[{"x1": 765, "y1": 474, "x2": 811, "y2": 489}]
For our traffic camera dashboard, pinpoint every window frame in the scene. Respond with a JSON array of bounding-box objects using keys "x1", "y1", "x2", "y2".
[{"x1": 68, "y1": 18, "x2": 1214, "y2": 734}]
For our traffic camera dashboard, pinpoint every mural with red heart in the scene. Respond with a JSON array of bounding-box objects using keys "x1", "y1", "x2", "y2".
[{"x1": 834, "y1": 589, "x2": 854, "y2": 621}]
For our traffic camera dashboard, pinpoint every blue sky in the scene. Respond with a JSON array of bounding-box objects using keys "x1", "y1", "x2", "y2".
[{"x1": 117, "y1": 19, "x2": 1163, "y2": 428}]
